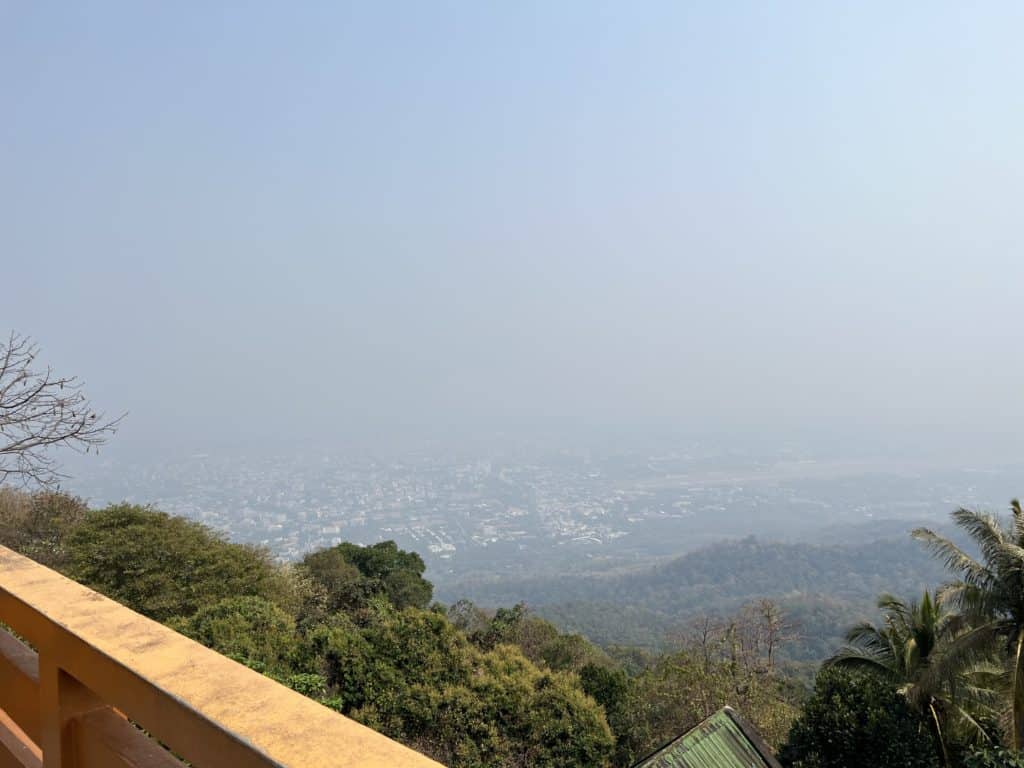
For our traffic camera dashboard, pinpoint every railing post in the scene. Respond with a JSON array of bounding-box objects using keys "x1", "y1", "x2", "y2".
[
  {"x1": 38, "y1": 658, "x2": 104, "y2": 768},
  {"x1": 2, "y1": 544, "x2": 447, "y2": 768}
]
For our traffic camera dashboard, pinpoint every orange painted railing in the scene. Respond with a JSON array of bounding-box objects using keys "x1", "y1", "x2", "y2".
[{"x1": 0, "y1": 545, "x2": 444, "y2": 768}]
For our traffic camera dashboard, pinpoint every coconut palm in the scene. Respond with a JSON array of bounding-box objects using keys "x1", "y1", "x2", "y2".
[
  {"x1": 914, "y1": 500, "x2": 1024, "y2": 750},
  {"x1": 826, "y1": 590, "x2": 990, "y2": 767}
]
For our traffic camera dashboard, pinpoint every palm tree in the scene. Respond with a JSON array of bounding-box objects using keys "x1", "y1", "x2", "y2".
[
  {"x1": 914, "y1": 500, "x2": 1024, "y2": 750},
  {"x1": 825, "y1": 590, "x2": 988, "y2": 767}
]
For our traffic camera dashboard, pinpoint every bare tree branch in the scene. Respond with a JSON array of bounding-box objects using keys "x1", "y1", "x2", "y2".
[{"x1": 0, "y1": 331, "x2": 125, "y2": 488}]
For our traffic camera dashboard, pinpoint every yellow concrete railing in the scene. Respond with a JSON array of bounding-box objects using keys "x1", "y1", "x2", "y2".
[{"x1": 0, "y1": 545, "x2": 444, "y2": 768}]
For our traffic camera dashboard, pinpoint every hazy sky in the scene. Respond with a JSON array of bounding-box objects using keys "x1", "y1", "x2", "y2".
[{"x1": 3, "y1": 2, "x2": 1022, "y2": 453}]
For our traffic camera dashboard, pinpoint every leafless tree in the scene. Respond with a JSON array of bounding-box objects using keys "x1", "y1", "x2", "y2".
[
  {"x1": 0, "y1": 332, "x2": 123, "y2": 487},
  {"x1": 682, "y1": 614, "x2": 724, "y2": 671},
  {"x1": 735, "y1": 598, "x2": 800, "y2": 672},
  {"x1": 680, "y1": 600, "x2": 800, "y2": 674},
  {"x1": 753, "y1": 598, "x2": 799, "y2": 671}
]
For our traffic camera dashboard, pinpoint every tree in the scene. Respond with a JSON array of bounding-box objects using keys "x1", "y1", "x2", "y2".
[
  {"x1": 780, "y1": 666, "x2": 939, "y2": 768},
  {"x1": 540, "y1": 633, "x2": 598, "y2": 672},
  {"x1": 171, "y1": 596, "x2": 301, "y2": 675},
  {"x1": 447, "y1": 598, "x2": 490, "y2": 637},
  {"x1": 66, "y1": 504, "x2": 287, "y2": 621},
  {"x1": 0, "y1": 332, "x2": 122, "y2": 487},
  {"x1": 580, "y1": 663, "x2": 634, "y2": 766},
  {"x1": 521, "y1": 669, "x2": 615, "y2": 767},
  {"x1": 622, "y1": 641, "x2": 800, "y2": 760},
  {"x1": 310, "y1": 616, "x2": 373, "y2": 709},
  {"x1": 299, "y1": 545, "x2": 372, "y2": 615},
  {"x1": 826, "y1": 591, "x2": 993, "y2": 766},
  {"x1": 752, "y1": 598, "x2": 799, "y2": 672},
  {"x1": 0, "y1": 488, "x2": 87, "y2": 569},
  {"x1": 318, "y1": 605, "x2": 615, "y2": 768},
  {"x1": 474, "y1": 603, "x2": 554, "y2": 657},
  {"x1": 301, "y1": 541, "x2": 433, "y2": 613},
  {"x1": 914, "y1": 501, "x2": 1024, "y2": 750}
]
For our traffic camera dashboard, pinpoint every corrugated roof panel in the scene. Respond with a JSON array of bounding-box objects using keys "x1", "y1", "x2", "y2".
[{"x1": 632, "y1": 708, "x2": 777, "y2": 768}]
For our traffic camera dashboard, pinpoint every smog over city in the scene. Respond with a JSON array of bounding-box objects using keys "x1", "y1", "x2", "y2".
[{"x1": 3, "y1": 4, "x2": 1024, "y2": 765}]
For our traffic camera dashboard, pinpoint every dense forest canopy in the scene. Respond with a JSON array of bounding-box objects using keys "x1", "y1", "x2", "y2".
[{"x1": 450, "y1": 534, "x2": 952, "y2": 662}]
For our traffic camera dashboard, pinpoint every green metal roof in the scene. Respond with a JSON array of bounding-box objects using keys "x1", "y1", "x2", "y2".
[{"x1": 631, "y1": 708, "x2": 781, "y2": 768}]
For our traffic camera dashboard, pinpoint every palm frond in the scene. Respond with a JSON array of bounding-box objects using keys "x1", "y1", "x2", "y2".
[
  {"x1": 1011, "y1": 499, "x2": 1024, "y2": 544},
  {"x1": 845, "y1": 621, "x2": 890, "y2": 644},
  {"x1": 950, "y1": 508, "x2": 1011, "y2": 566},
  {"x1": 877, "y1": 592, "x2": 912, "y2": 620},
  {"x1": 938, "y1": 581, "x2": 996, "y2": 620},
  {"x1": 938, "y1": 607, "x2": 970, "y2": 638},
  {"x1": 935, "y1": 621, "x2": 1004, "y2": 676},
  {"x1": 913, "y1": 527, "x2": 991, "y2": 588},
  {"x1": 947, "y1": 701, "x2": 997, "y2": 745},
  {"x1": 988, "y1": 541, "x2": 1024, "y2": 577},
  {"x1": 824, "y1": 645, "x2": 897, "y2": 676}
]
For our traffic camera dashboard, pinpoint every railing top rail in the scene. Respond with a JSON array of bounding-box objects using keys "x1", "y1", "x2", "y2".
[{"x1": 0, "y1": 545, "x2": 443, "y2": 768}]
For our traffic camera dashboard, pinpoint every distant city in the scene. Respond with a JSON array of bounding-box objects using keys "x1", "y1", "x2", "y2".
[{"x1": 64, "y1": 443, "x2": 1023, "y2": 599}]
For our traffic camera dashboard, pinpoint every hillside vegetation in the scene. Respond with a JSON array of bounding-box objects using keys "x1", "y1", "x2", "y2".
[
  {"x1": 5, "y1": 488, "x2": 1023, "y2": 768},
  {"x1": 449, "y1": 535, "x2": 950, "y2": 660},
  {"x1": 0, "y1": 489, "x2": 803, "y2": 767}
]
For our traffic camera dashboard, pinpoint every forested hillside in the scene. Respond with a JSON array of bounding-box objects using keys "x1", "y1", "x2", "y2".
[
  {"x1": 7, "y1": 488, "x2": 1022, "y2": 768},
  {"x1": 446, "y1": 535, "x2": 951, "y2": 660}
]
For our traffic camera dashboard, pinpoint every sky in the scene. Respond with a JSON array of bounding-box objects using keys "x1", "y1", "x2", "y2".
[{"x1": 2, "y1": 2, "x2": 1022, "y2": 456}]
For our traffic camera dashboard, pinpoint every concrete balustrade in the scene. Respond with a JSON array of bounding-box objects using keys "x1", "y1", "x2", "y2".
[{"x1": 0, "y1": 545, "x2": 444, "y2": 768}]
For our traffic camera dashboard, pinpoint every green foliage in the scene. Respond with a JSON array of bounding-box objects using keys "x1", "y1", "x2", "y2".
[
  {"x1": 580, "y1": 663, "x2": 633, "y2": 765},
  {"x1": 539, "y1": 632, "x2": 590, "y2": 671},
  {"x1": 358, "y1": 607, "x2": 475, "y2": 698},
  {"x1": 781, "y1": 500, "x2": 1024, "y2": 767},
  {"x1": 481, "y1": 603, "x2": 559, "y2": 657},
  {"x1": 299, "y1": 547, "x2": 372, "y2": 613},
  {"x1": 580, "y1": 663, "x2": 629, "y2": 716},
  {"x1": 464, "y1": 600, "x2": 611, "y2": 673},
  {"x1": 455, "y1": 536, "x2": 951, "y2": 660},
  {"x1": 825, "y1": 590, "x2": 996, "y2": 764},
  {"x1": 964, "y1": 746, "x2": 1024, "y2": 768},
  {"x1": 0, "y1": 489, "x2": 87, "y2": 569},
  {"x1": 279, "y1": 672, "x2": 328, "y2": 699},
  {"x1": 172, "y1": 596, "x2": 301, "y2": 675},
  {"x1": 348, "y1": 631, "x2": 614, "y2": 768},
  {"x1": 66, "y1": 504, "x2": 285, "y2": 622},
  {"x1": 58, "y1": 507, "x2": 613, "y2": 768},
  {"x1": 301, "y1": 540, "x2": 433, "y2": 614},
  {"x1": 623, "y1": 646, "x2": 800, "y2": 762},
  {"x1": 521, "y1": 670, "x2": 615, "y2": 767},
  {"x1": 780, "y1": 666, "x2": 939, "y2": 768},
  {"x1": 606, "y1": 644, "x2": 658, "y2": 676},
  {"x1": 311, "y1": 617, "x2": 374, "y2": 709},
  {"x1": 914, "y1": 501, "x2": 1024, "y2": 751},
  {"x1": 7, "y1": 493, "x2": 814, "y2": 768},
  {"x1": 310, "y1": 605, "x2": 615, "y2": 767},
  {"x1": 454, "y1": 597, "x2": 805, "y2": 764}
]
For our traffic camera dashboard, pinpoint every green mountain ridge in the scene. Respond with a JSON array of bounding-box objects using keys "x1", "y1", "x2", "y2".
[{"x1": 442, "y1": 533, "x2": 952, "y2": 660}]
